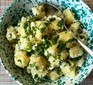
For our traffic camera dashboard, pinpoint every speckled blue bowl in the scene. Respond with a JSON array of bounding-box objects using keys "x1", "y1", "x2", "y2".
[{"x1": 0, "y1": 0, "x2": 93, "y2": 85}]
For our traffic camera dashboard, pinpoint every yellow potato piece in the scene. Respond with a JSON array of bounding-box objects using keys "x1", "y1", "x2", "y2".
[
  {"x1": 59, "y1": 31, "x2": 74, "y2": 42},
  {"x1": 14, "y1": 51, "x2": 29, "y2": 68},
  {"x1": 30, "y1": 55, "x2": 47, "y2": 69},
  {"x1": 70, "y1": 21, "x2": 81, "y2": 32},
  {"x1": 60, "y1": 50, "x2": 68, "y2": 60},
  {"x1": 69, "y1": 46, "x2": 83, "y2": 58},
  {"x1": 63, "y1": 8, "x2": 75, "y2": 25},
  {"x1": 48, "y1": 71, "x2": 59, "y2": 80}
]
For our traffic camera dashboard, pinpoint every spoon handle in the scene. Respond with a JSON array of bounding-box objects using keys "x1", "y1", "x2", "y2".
[{"x1": 77, "y1": 39, "x2": 93, "y2": 57}]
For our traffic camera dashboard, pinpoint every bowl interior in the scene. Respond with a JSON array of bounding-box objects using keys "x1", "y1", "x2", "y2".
[{"x1": 0, "y1": 0, "x2": 93, "y2": 85}]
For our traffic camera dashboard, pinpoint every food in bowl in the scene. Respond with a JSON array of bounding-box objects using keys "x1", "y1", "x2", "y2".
[{"x1": 6, "y1": 4, "x2": 87, "y2": 81}]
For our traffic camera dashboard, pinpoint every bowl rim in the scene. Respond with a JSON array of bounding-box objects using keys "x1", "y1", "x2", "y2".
[{"x1": 0, "y1": 0, "x2": 93, "y2": 85}]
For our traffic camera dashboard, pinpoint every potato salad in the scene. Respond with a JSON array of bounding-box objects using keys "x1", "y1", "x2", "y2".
[{"x1": 6, "y1": 4, "x2": 87, "y2": 81}]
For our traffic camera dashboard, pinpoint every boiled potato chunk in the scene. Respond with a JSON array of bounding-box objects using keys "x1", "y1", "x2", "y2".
[
  {"x1": 17, "y1": 17, "x2": 30, "y2": 37},
  {"x1": 76, "y1": 57, "x2": 84, "y2": 67},
  {"x1": 66, "y1": 41, "x2": 75, "y2": 48},
  {"x1": 6, "y1": 26, "x2": 17, "y2": 42},
  {"x1": 31, "y1": 5, "x2": 45, "y2": 19},
  {"x1": 49, "y1": 20, "x2": 60, "y2": 30},
  {"x1": 17, "y1": 22, "x2": 26, "y2": 37},
  {"x1": 66, "y1": 40, "x2": 79, "y2": 48},
  {"x1": 30, "y1": 66, "x2": 48, "y2": 79},
  {"x1": 31, "y1": 21, "x2": 46, "y2": 40},
  {"x1": 35, "y1": 29, "x2": 42, "y2": 40},
  {"x1": 63, "y1": 8, "x2": 75, "y2": 25},
  {"x1": 29, "y1": 55, "x2": 48, "y2": 78},
  {"x1": 59, "y1": 31, "x2": 74, "y2": 42},
  {"x1": 48, "y1": 56, "x2": 60, "y2": 70},
  {"x1": 31, "y1": 21, "x2": 46, "y2": 30},
  {"x1": 47, "y1": 15, "x2": 62, "y2": 30},
  {"x1": 70, "y1": 21, "x2": 81, "y2": 32},
  {"x1": 66, "y1": 41, "x2": 80, "y2": 48},
  {"x1": 46, "y1": 45, "x2": 58, "y2": 56},
  {"x1": 60, "y1": 61, "x2": 76, "y2": 78},
  {"x1": 18, "y1": 37, "x2": 32, "y2": 51},
  {"x1": 14, "y1": 51, "x2": 29, "y2": 68},
  {"x1": 48, "y1": 71, "x2": 59, "y2": 80},
  {"x1": 29, "y1": 55, "x2": 47, "y2": 69},
  {"x1": 60, "y1": 50, "x2": 68, "y2": 60},
  {"x1": 36, "y1": 21, "x2": 46, "y2": 29},
  {"x1": 66, "y1": 66, "x2": 76, "y2": 78},
  {"x1": 69, "y1": 46, "x2": 83, "y2": 58}
]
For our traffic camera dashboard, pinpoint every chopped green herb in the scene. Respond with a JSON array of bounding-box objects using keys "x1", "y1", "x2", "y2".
[
  {"x1": 24, "y1": 22, "x2": 31, "y2": 35},
  {"x1": 65, "y1": 38, "x2": 75, "y2": 44},
  {"x1": 70, "y1": 56, "x2": 82, "y2": 61},
  {"x1": 52, "y1": 35, "x2": 59, "y2": 44},
  {"x1": 17, "y1": 60, "x2": 22, "y2": 63},
  {"x1": 44, "y1": 20, "x2": 50, "y2": 26},
  {"x1": 55, "y1": 67, "x2": 61, "y2": 75},
  {"x1": 32, "y1": 26, "x2": 36, "y2": 31},
  {"x1": 36, "y1": 44, "x2": 45, "y2": 55},
  {"x1": 46, "y1": 52, "x2": 52, "y2": 58},
  {"x1": 65, "y1": 60, "x2": 71, "y2": 66},
  {"x1": 49, "y1": 18, "x2": 56, "y2": 22},
  {"x1": 42, "y1": 35, "x2": 47, "y2": 39},
  {"x1": 27, "y1": 50, "x2": 35, "y2": 56},
  {"x1": 43, "y1": 39, "x2": 51, "y2": 49},
  {"x1": 34, "y1": 74, "x2": 39, "y2": 79},
  {"x1": 40, "y1": 27, "x2": 46, "y2": 33},
  {"x1": 30, "y1": 63, "x2": 36, "y2": 68},
  {"x1": 57, "y1": 40, "x2": 65, "y2": 51},
  {"x1": 24, "y1": 22, "x2": 28, "y2": 33},
  {"x1": 57, "y1": 19, "x2": 64, "y2": 27}
]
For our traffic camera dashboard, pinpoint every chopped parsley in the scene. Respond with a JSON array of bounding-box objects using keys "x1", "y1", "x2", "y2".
[
  {"x1": 40, "y1": 27, "x2": 46, "y2": 33},
  {"x1": 44, "y1": 20, "x2": 50, "y2": 26},
  {"x1": 52, "y1": 35, "x2": 59, "y2": 44},
  {"x1": 36, "y1": 44, "x2": 45, "y2": 56},
  {"x1": 49, "y1": 17, "x2": 56, "y2": 22},
  {"x1": 43, "y1": 39, "x2": 51, "y2": 49},
  {"x1": 24, "y1": 22, "x2": 28, "y2": 33},
  {"x1": 30, "y1": 63, "x2": 36, "y2": 68},
  {"x1": 65, "y1": 38, "x2": 75, "y2": 44},
  {"x1": 70, "y1": 57, "x2": 82, "y2": 61},
  {"x1": 27, "y1": 50, "x2": 35, "y2": 56},
  {"x1": 57, "y1": 40, "x2": 65, "y2": 51},
  {"x1": 65, "y1": 60, "x2": 71, "y2": 66},
  {"x1": 55, "y1": 67, "x2": 61, "y2": 75},
  {"x1": 57, "y1": 19, "x2": 64, "y2": 27},
  {"x1": 17, "y1": 60, "x2": 22, "y2": 63},
  {"x1": 34, "y1": 74, "x2": 39, "y2": 80}
]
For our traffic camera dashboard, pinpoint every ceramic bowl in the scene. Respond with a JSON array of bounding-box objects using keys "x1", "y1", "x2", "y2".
[{"x1": 0, "y1": 0, "x2": 93, "y2": 85}]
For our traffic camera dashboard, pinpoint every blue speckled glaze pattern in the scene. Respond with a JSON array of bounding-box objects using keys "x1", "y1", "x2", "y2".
[{"x1": 0, "y1": 0, "x2": 93, "y2": 85}]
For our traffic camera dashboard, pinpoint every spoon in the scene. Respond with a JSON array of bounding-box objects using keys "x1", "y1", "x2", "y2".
[{"x1": 43, "y1": 3, "x2": 93, "y2": 57}]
